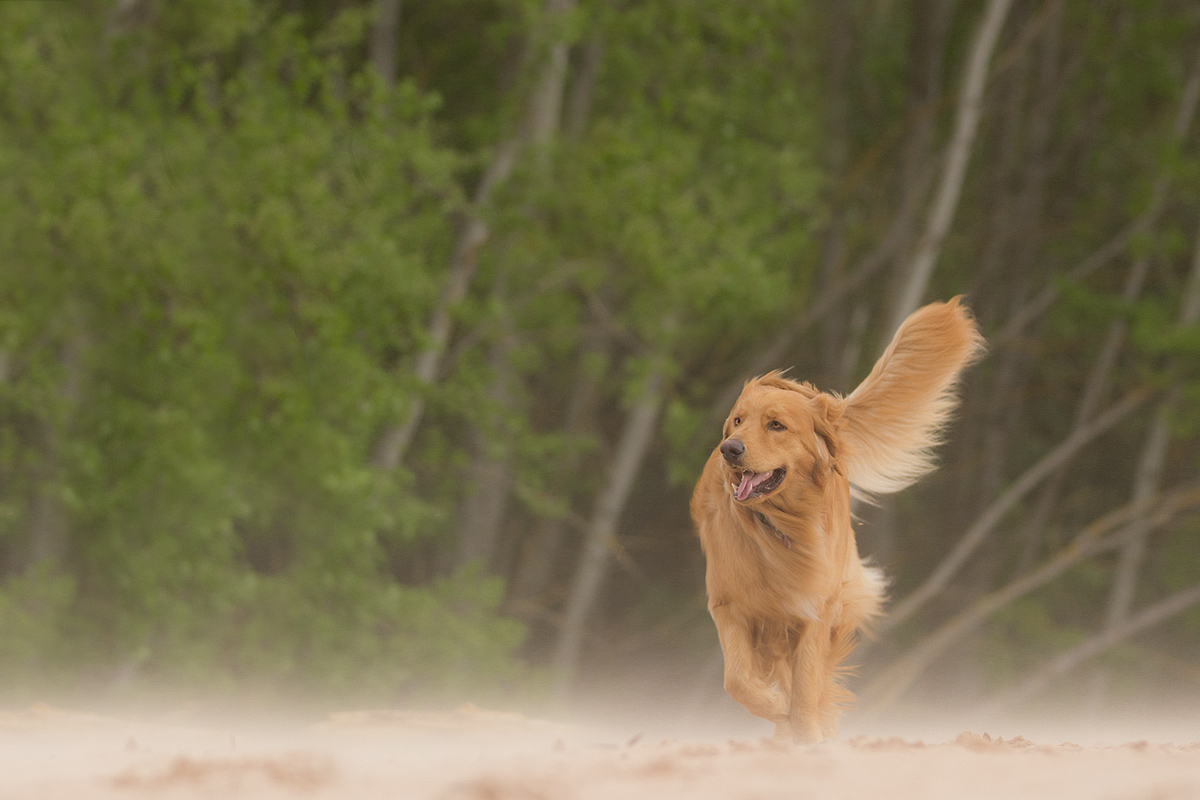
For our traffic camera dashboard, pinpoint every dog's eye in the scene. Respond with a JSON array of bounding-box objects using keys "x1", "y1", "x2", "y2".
[
  {"x1": 768, "y1": 420, "x2": 787, "y2": 432},
  {"x1": 733, "y1": 417, "x2": 741, "y2": 426}
]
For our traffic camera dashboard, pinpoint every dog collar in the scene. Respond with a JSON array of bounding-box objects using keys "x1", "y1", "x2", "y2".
[{"x1": 754, "y1": 510, "x2": 792, "y2": 549}]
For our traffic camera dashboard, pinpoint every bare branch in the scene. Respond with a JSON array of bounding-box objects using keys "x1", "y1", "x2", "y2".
[
  {"x1": 861, "y1": 483, "x2": 1200, "y2": 710},
  {"x1": 981, "y1": 581, "x2": 1200, "y2": 714},
  {"x1": 993, "y1": 223, "x2": 1137, "y2": 347},
  {"x1": 880, "y1": 386, "x2": 1152, "y2": 632}
]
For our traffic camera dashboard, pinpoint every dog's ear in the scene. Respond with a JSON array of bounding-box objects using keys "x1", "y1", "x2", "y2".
[
  {"x1": 751, "y1": 374, "x2": 845, "y2": 485},
  {"x1": 810, "y1": 393, "x2": 842, "y2": 487},
  {"x1": 838, "y1": 297, "x2": 985, "y2": 495}
]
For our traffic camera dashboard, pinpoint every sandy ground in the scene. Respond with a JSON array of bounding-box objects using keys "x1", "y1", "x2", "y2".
[{"x1": 4, "y1": 703, "x2": 1200, "y2": 800}]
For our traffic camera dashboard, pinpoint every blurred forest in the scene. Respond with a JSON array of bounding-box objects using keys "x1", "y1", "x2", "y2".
[{"x1": 2, "y1": 0, "x2": 1200, "y2": 718}]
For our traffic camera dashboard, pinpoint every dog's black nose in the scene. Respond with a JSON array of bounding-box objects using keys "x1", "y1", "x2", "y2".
[{"x1": 720, "y1": 439, "x2": 745, "y2": 463}]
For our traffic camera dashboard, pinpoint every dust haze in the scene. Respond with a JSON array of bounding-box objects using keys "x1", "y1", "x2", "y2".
[{"x1": 5, "y1": 672, "x2": 1200, "y2": 800}]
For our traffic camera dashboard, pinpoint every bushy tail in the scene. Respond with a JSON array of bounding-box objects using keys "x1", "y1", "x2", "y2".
[{"x1": 838, "y1": 298, "x2": 985, "y2": 496}]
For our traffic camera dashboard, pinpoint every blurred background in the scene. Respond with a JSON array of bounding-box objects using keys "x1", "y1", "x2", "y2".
[{"x1": 2, "y1": 0, "x2": 1200, "y2": 728}]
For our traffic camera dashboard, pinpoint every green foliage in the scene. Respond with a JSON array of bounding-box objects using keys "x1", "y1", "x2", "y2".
[
  {"x1": 0, "y1": 561, "x2": 526, "y2": 702},
  {"x1": 0, "y1": 564, "x2": 74, "y2": 684},
  {"x1": 0, "y1": 1, "x2": 524, "y2": 699},
  {"x1": 3, "y1": 0, "x2": 1200, "y2": 710},
  {"x1": 980, "y1": 594, "x2": 1089, "y2": 687},
  {"x1": 663, "y1": 397, "x2": 708, "y2": 487}
]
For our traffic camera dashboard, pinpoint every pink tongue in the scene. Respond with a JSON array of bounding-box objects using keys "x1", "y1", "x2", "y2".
[{"x1": 736, "y1": 470, "x2": 771, "y2": 501}]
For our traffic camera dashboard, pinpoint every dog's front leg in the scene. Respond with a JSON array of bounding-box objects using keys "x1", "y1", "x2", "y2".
[
  {"x1": 710, "y1": 604, "x2": 788, "y2": 723},
  {"x1": 788, "y1": 618, "x2": 833, "y2": 743}
]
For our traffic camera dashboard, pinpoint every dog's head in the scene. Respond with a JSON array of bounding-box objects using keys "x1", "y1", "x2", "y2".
[
  {"x1": 713, "y1": 299, "x2": 985, "y2": 506},
  {"x1": 718, "y1": 373, "x2": 842, "y2": 505}
]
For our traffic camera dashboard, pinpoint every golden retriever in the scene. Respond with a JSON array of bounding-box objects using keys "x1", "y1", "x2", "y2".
[{"x1": 690, "y1": 298, "x2": 984, "y2": 742}]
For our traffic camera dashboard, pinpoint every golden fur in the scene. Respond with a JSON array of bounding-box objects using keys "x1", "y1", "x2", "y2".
[{"x1": 690, "y1": 298, "x2": 984, "y2": 741}]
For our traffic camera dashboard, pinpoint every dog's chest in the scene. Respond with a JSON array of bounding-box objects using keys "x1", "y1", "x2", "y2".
[
  {"x1": 732, "y1": 516, "x2": 827, "y2": 618},
  {"x1": 753, "y1": 510, "x2": 793, "y2": 549}
]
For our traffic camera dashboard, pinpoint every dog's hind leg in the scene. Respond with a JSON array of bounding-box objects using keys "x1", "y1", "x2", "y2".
[{"x1": 818, "y1": 621, "x2": 861, "y2": 738}]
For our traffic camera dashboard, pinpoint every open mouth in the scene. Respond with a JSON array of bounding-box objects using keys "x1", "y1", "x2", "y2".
[{"x1": 730, "y1": 467, "x2": 787, "y2": 502}]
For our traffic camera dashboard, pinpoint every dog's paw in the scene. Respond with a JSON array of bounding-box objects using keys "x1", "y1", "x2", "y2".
[
  {"x1": 724, "y1": 676, "x2": 789, "y2": 720},
  {"x1": 763, "y1": 682, "x2": 790, "y2": 718},
  {"x1": 751, "y1": 682, "x2": 790, "y2": 721}
]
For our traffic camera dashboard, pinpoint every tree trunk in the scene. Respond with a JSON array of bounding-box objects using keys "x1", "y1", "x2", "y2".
[
  {"x1": 886, "y1": 0, "x2": 1015, "y2": 336},
  {"x1": 836, "y1": 0, "x2": 963, "y2": 565},
  {"x1": 1012, "y1": 47, "x2": 1200, "y2": 574},
  {"x1": 964, "y1": 279, "x2": 1032, "y2": 589},
  {"x1": 454, "y1": 311, "x2": 518, "y2": 569},
  {"x1": 527, "y1": 0, "x2": 573, "y2": 169},
  {"x1": 948, "y1": 1, "x2": 1040, "y2": 544},
  {"x1": 974, "y1": 281, "x2": 1030, "y2": 515},
  {"x1": 965, "y1": 16, "x2": 1029, "y2": 309},
  {"x1": 455, "y1": 12, "x2": 600, "y2": 573},
  {"x1": 455, "y1": 448, "x2": 513, "y2": 568},
  {"x1": 894, "y1": 0, "x2": 956, "y2": 258},
  {"x1": 1090, "y1": 221, "x2": 1200, "y2": 698},
  {"x1": 700, "y1": 0, "x2": 957, "y2": 430},
  {"x1": 28, "y1": 328, "x2": 88, "y2": 568},
  {"x1": 552, "y1": 368, "x2": 665, "y2": 697},
  {"x1": 371, "y1": 0, "x2": 577, "y2": 472},
  {"x1": 563, "y1": 34, "x2": 603, "y2": 141},
  {"x1": 1098, "y1": 396, "x2": 1174, "y2": 631},
  {"x1": 369, "y1": 0, "x2": 402, "y2": 89},
  {"x1": 509, "y1": 323, "x2": 612, "y2": 615},
  {"x1": 816, "y1": 0, "x2": 853, "y2": 388}
]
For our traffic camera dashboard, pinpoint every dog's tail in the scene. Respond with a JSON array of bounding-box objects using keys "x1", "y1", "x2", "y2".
[{"x1": 838, "y1": 297, "x2": 985, "y2": 496}]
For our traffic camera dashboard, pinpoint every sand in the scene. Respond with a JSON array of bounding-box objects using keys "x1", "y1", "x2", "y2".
[{"x1": 3, "y1": 703, "x2": 1199, "y2": 799}]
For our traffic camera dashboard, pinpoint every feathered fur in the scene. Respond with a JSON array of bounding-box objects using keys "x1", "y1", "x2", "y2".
[
  {"x1": 691, "y1": 298, "x2": 983, "y2": 742},
  {"x1": 840, "y1": 296, "x2": 986, "y2": 495}
]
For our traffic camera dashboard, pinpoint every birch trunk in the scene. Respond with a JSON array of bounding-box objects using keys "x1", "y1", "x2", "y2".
[
  {"x1": 965, "y1": 37, "x2": 1030, "y2": 510},
  {"x1": 701, "y1": 0, "x2": 953, "y2": 430},
  {"x1": 509, "y1": 324, "x2": 611, "y2": 613},
  {"x1": 28, "y1": 328, "x2": 87, "y2": 567},
  {"x1": 945, "y1": 5, "x2": 1035, "y2": 543},
  {"x1": 371, "y1": 0, "x2": 577, "y2": 472},
  {"x1": 965, "y1": 279, "x2": 1031, "y2": 585},
  {"x1": 552, "y1": 369, "x2": 665, "y2": 696},
  {"x1": 563, "y1": 35, "x2": 602, "y2": 141},
  {"x1": 454, "y1": 317, "x2": 518, "y2": 569},
  {"x1": 960, "y1": 1, "x2": 1063, "y2": 531},
  {"x1": 369, "y1": 0, "x2": 401, "y2": 89},
  {"x1": 455, "y1": 7, "x2": 598, "y2": 572},
  {"x1": 1103, "y1": 221, "x2": 1200, "y2": 632},
  {"x1": 886, "y1": 0, "x2": 1014, "y2": 336},
  {"x1": 816, "y1": 1, "x2": 852, "y2": 386},
  {"x1": 1012, "y1": 49, "x2": 1200, "y2": 573}
]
